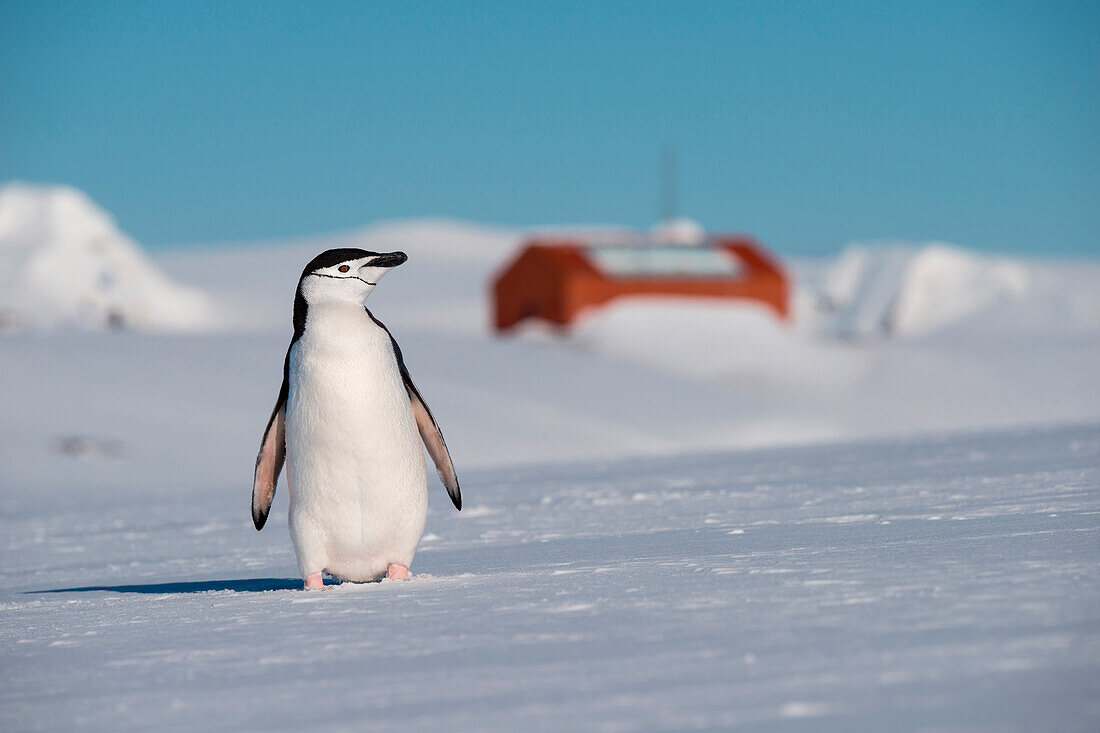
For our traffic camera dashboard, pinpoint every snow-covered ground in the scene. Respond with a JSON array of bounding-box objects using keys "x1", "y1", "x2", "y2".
[
  {"x1": 2, "y1": 186, "x2": 1099, "y2": 730},
  {"x1": 3, "y1": 426, "x2": 1098, "y2": 731}
]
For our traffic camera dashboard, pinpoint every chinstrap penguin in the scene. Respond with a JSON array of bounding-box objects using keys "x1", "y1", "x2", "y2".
[{"x1": 251, "y1": 248, "x2": 461, "y2": 590}]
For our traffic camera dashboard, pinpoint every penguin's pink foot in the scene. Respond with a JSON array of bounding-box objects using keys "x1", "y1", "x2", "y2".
[
  {"x1": 386, "y1": 563, "x2": 409, "y2": 580},
  {"x1": 303, "y1": 572, "x2": 326, "y2": 590}
]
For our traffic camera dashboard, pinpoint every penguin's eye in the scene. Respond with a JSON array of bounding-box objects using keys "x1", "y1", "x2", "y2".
[{"x1": 338, "y1": 265, "x2": 350, "y2": 273}]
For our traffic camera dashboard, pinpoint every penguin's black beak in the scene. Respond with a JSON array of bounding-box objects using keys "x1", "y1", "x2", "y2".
[{"x1": 367, "y1": 251, "x2": 408, "y2": 268}]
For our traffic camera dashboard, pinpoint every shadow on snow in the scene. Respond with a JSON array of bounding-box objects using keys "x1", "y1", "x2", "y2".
[{"x1": 24, "y1": 577, "x2": 336, "y2": 594}]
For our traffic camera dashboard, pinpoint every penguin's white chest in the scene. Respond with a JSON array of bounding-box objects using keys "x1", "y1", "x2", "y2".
[{"x1": 284, "y1": 305, "x2": 427, "y2": 581}]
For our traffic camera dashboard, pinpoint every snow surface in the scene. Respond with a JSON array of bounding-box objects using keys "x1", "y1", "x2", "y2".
[
  {"x1": 2, "y1": 189, "x2": 1100, "y2": 730},
  {"x1": 3, "y1": 426, "x2": 1098, "y2": 731}
]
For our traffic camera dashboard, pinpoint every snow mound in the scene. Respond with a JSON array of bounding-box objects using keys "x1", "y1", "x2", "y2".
[
  {"x1": 821, "y1": 242, "x2": 1031, "y2": 338},
  {"x1": 572, "y1": 299, "x2": 862, "y2": 397},
  {"x1": 330, "y1": 218, "x2": 520, "y2": 264},
  {"x1": 0, "y1": 183, "x2": 215, "y2": 332}
]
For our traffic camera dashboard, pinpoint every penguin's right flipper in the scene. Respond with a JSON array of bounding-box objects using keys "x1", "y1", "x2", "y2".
[{"x1": 252, "y1": 400, "x2": 286, "y2": 530}]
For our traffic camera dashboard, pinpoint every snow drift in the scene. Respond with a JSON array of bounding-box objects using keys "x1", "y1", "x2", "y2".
[
  {"x1": 0, "y1": 183, "x2": 214, "y2": 332},
  {"x1": 817, "y1": 242, "x2": 1034, "y2": 338}
]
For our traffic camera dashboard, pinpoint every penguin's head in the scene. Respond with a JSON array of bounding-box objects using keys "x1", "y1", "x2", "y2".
[{"x1": 295, "y1": 248, "x2": 408, "y2": 306}]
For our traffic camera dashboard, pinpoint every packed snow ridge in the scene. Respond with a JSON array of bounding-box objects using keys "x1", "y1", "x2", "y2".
[
  {"x1": 817, "y1": 242, "x2": 1032, "y2": 338},
  {"x1": 0, "y1": 183, "x2": 214, "y2": 332}
]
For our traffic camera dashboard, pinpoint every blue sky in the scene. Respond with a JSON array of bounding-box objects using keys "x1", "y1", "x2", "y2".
[{"x1": 2, "y1": 1, "x2": 1097, "y2": 255}]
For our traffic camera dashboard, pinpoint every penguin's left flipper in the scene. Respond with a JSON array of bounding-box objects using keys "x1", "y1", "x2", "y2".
[
  {"x1": 407, "y1": 383, "x2": 461, "y2": 510},
  {"x1": 372, "y1": 311, "x2": 462, "y2": 510}
]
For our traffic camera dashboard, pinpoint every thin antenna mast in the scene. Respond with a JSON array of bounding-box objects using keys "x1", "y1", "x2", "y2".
[{"x1": 660, "y1": 145, "x2": 677, "y2": 223}]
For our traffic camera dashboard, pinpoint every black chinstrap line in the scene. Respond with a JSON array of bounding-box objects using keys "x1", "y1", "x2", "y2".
[{"x1": 309, "y1": 272, "x2": 377, "y2": 285}]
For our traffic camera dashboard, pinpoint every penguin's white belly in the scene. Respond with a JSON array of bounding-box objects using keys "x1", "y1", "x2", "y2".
[{"x1": 284, "y1": 316, "x2": 427, "y2": 581}]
